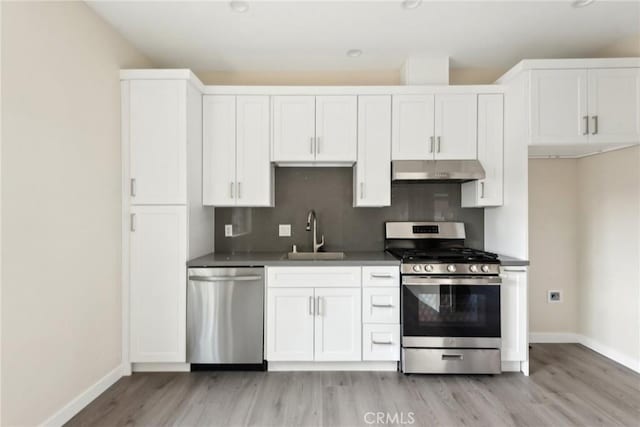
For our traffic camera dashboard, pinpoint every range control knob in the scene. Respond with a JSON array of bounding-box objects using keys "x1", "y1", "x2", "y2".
[
  {"x1": 447, "y1": 264, "x2": 457, "y2": 273},
  {"x1": 424, "y1": 264, "x2": 434, "y2": 272},
  {"x1": 481, "y1": 265, "x2": 490, "y2": 273},
  {"x1": 412, "y1": 264, "x2": 423, "y2": 272},
  {"x1": 469, "y1": 264, "x2": 479, "y2": 273}
]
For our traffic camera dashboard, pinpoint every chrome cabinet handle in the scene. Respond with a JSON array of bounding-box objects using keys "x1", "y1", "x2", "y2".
[
  {"x1": 442, "y1": 354, "x2": 464, "y2": 361},
  {"x1": 316, "y1": 136, "x2": 321, "y2": 154},
  {"x1": 480, "y1": 181, "x2": 485, "y2": 199},
  {"x1": 130, "y1": 178, "x2": 137, "y2": 197},
  {"x1": 372, "y1": 303, "x2": 393, "y2": 308},
  {"x1": 237, "y1": 182, "x2": 242, "y2": 199},
  {"x1": 309, "y1": 296, "x2": 314, "y2": 316},
  {"x1": 230, "y1": 182, "x2": 235, "y2": 199},
  {"x1": 429, "y1": 136, "x2": 434, "y2": 153},
  {"x1": 188, "y1": 275, "x2": 262, "y2": 282},
  {"x1": 583, "y1": 115, "x2": 589, "y2": 135},
  {"x1": 372, "y1": 340, "x2": 393, "y2": 345},
  {"x1": 310, "y1": 137, "x2": 314, "y2": 154},
  {"x1": 437, "y1": 136, "x2": 441, "y2": 153},
  {"x1": 592, "y1": 115, "x2": 598, "y2": 135},
  {"x1": 370, "y1": 273, "x2": 393, "y2": 278},
  {"x1": 316, "y1": 296, "x2": 322, "y2": 316},
  {"x1": 130, "y1": 213, "x2": 136, "y2": 232},
  {"x1": 360, "y1": 183, "x2": 364, "y2": 199}
]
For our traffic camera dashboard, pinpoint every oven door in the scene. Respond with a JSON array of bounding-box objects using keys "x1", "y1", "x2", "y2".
[{"x1": 402, "y1": 276, "x2": 501, "y2": 348}]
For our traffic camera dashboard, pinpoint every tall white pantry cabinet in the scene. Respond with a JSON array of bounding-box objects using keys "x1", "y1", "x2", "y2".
[{"x1": 121, "y1": 71, "x2": 213, "y2": 371}]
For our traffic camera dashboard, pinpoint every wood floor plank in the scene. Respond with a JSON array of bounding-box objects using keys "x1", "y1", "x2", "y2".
[{"x1": 66, "y1": 344, "x2": 640, "y2": 427}]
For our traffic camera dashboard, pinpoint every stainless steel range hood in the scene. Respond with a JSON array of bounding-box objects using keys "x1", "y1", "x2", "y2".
[{"x1": 392, "y1": 160, "x2": 485, "y2": 182}]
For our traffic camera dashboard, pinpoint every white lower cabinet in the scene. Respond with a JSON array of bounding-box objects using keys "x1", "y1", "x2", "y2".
[
  {"x1": 500, "y1": 267, "x2": 528, "y2": 368},
  {"x1": 314, "y1": 288, "x2": 362, "y2": 361},
  {"x1": 129, "y1": 205, "x2": 187, "y2": 363},
  {"x1": 362, "y1": 287, "x2": 399, "y2": 324},
  {"x1": 266, "y1": 288, "x2": 315, "y2": 361},
  {"x1": 362, "y1": 324, "x2": 400, "y2": 361}
]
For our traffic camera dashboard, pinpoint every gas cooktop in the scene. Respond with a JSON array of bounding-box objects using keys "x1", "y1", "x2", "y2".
[{"x1": 386, "y1": 247, "x2": 499, "y2": 264}]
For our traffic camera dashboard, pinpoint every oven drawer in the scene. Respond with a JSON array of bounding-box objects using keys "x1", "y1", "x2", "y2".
[
  {"x1": 362, "y1": 287, "x2": 400, "y2": 323},
  {"x1": 362, "y1": 267, "x2": 399, "y2": 287},
  {"x1": 402, "y1": 348, "x2": 501, "y2": 374},
  {"x1": 363, "y1": 324, "x2": 400, "y2": 361}
]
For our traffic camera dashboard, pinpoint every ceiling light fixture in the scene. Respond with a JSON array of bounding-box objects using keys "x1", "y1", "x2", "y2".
[
  {"x1": 229, "y1": 0, "x2": 249, "y2": 13},
  {"x1": 401, "y1": 0, "x2": 422, "y2": 10},
  {"x1": 571, "y1": 0, "x2": 595, "y2": 7},
  {"x1": 346, "y1": 49, "x2": 363, "y2": 58}
]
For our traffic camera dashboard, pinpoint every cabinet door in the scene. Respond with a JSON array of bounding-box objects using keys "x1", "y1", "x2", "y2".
[
  {"x1": 588, "y1": 68, "x2": 640, "y2": 144},
  {"x1": 129, "y1": 80, "x2": 187, "y2": 205},
  {"x1": 434, "y1": 94, "x2": 478, "y2": 160},
  {"x1": 130, "y1": 206, "x2": 187, "y2": 362},
  {"x1": 354, "y1": 96, "x2": 391, "y2": 207},
  {"x1": 272, "y1": 96, "x2": 316, "y2": 162},
  {"x1": 202, "y1": 95, "x2": 236, "y2": 206},
  {"x1": 530, "y1": 69, "x2": 588, "y2": 145},
  {"x1": 392, "y1": 95, "x2": 435, "y2": 160},
  {"x1": 266, "y1": 288, "x2": 315, "y2": 361},
  {"x1": 236, "y1": 96, "x2": 273, "y2": 206},
  {"x1": 500, "y1": 269, "x2": 528, "y2": 362},
  {"x1": 462, "y1": 94, "x2": 504, "y2": 207},
  {"x1": 314, "y1": 288, "x2": 362, "y2": 361},
  {"x1": 315, "y1": 96, "x2": 357, "y2": 162}
]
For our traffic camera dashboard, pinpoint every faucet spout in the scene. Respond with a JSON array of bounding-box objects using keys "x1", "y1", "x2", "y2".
[{"x1": 305, "y1": 210, "x2": 324, "y2": 253}]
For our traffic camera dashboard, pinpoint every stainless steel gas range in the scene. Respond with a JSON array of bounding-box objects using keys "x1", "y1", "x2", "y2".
[{"x1": 385, "y1": 222, "x2": 502, "y2": 374}]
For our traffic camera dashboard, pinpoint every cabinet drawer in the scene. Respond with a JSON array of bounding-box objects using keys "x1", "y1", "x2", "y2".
[
  {"x1": 267, "y1": 267, "x2": 361, "y2": 288},
  {"x1": 362, "y1": 266, "x2": 399, "y2": 287},
  {"x1": 362, "y1": 287, "x2": 400, "y2": 324},
  {"x1": 362, "y1": 324, "x2": 400, "y2": 361}
]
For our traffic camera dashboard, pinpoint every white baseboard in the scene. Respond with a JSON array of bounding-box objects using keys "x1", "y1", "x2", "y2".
[
  {"x1": 40, "y1": 364, "x2": 123, "y2": 427},
  {"x1": 529, "y1": 332, "x2": 640, "y2": 373},
  {"x1": 529, "y1": 332, "x2": 580, "y2": 343},
  {"x1": 268, "y1": 361, "x2": 398, "y2": 372},
  {"x1": 132, "y1": 362, "x2": 190, "y2": 372}
]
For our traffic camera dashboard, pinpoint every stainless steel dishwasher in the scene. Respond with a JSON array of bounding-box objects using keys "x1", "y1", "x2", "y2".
[{"x1": 187, "y1": 267, "x2": 264, "y2": 368}]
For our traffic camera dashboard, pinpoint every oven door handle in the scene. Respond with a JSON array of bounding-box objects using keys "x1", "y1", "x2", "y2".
[{"x1": 402, "y1": 276, "x2": 501, "y2": 286}]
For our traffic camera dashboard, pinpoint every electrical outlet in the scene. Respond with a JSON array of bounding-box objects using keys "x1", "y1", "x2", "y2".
[
  {"x1": 279, "y1": 224, "x2": 292, "y2": 237},
  {"x1": 548, "y1": 290, "x2": 562, "y2": 303},
  {"x1": 224, "y1": 224, "x2": 233, "y2": 237}
]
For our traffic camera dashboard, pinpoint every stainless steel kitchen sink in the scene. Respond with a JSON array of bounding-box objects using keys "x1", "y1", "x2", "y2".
[{"x1": 285, "y1": 252, "x2": 346, "y2": 260}]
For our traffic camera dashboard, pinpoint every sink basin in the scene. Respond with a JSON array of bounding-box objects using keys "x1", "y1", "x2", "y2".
[{"x1": 285, "y1": 252, "x2": 346, "y2": 260}]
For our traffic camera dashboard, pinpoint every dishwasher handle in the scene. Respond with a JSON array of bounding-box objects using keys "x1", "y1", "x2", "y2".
[{"x1": 188, "y1": 275, "x2": 262, "y2": 282}]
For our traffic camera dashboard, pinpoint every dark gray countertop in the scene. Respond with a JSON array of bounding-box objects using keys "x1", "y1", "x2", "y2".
[
  {"x1": 497, "y1": 254, "x2": 530, "y2": 267},
  {"x1": 187, "y1": 251, "x2": 401, "y2": 268}
]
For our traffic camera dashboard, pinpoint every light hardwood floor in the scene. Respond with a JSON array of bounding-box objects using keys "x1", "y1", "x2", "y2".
[{"x1": 67, "y1": 344, "x2": 640, "y2": 426}]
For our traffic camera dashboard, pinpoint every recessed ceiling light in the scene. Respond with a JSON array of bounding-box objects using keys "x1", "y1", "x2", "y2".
[
  {"x1": 402, "y1": 0, "x2": 422, "y2": 10},
  {"x1": 571, "y1": 0, "x2": 595, "y2": 7},
  {"x1": 346, "y1": 49, "x2": 363, "y2": 58},
  {"x1": 230, "y1": 0, "x2": 249, "y2": 13}
]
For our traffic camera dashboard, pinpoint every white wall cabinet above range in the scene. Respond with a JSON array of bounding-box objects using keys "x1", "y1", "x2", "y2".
[
  {"x1": 392, "y1": 94, "x2": 477, "y2": 160},
  {"x1": 462, "y1": 94, "x2": 504, "y2": 207},
  {"x1": 354, "y1": 96, "x2": 392, "y2": 207},
  {"x1": 529, "y1": 66, "x2": 640, "y2": 146},
  {"x1": 272, "y1": 95, "x2": 357, "y2": 164},
  {"x1": 203, "y1": 95, "x2": 273, "y2": 207}
]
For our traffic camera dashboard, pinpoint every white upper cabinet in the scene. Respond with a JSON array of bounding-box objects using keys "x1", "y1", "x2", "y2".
[
  {"x1": 530, "y1": 69, "x2": 589, "y2": 145},
  {"x1": 128, "y1": 80, "x2": 187, "y2": 205},
  {"x1": 392, "y1": 95, "x2": 435, "y2": 160},
  {"x1": 236, "y1": 96, "x2": 273, "y2": 206},
  {"x1": 587, "y1": 68, "x2": 640, "y2": 144},
  {"x1": 354, "y1": 96, "x2": 392, "y2": 207},
  {"x1": 272, "y1": 96, "x2": 316, "y2": 162},
  {"x1": 315, "y1": 96, "x2": 357, "y2": 162},
  {"x1": 462, "y1": 94, "x2": 504, "y2": 207},
  {"x1": 130, "y1": 205, "x2": 187, "y2": 363},
  {"x1": 434, "y1": 94, "x2": 478, "y2": 160},
  {"x1": 272, "y1": 95, "x2": 357, "y2": 163},
  {"x1": 203, "y1": 95, "x2": 273, "y2": 207},
  {"x1": 203, "y1": 95, "x2": 236, "y2": 206}
]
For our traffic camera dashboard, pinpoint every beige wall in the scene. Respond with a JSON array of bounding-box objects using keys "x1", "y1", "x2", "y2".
[
  {"x1": 592, "y1": 33, "x2": 640, "y2": 57},
  {"x1": 1, "y1": 2, "x2": 151, "y2": 425},
  {"x1": 528, "y1": 159, "x2": 579, "y2": 334},
  {"x1": 577, "y1": 146, "x2": 640, "y2": 363},
  {"x1": 197, "y1": 69, "x2": 401, "y2": 85}
]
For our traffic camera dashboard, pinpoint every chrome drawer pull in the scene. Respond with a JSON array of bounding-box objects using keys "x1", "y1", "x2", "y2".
[
  {"x1": 372, "y1": 340, "x2": 393, "y2": 345},
  {"x1": 370, "y1": 273, "x2": 393, "y2": 278},
  {"x1": 442, "y1": 354, "x2": 464, "y2": 361},
  {"x1": 371, "y1": 303, "x2": 393, "y2": 308}
]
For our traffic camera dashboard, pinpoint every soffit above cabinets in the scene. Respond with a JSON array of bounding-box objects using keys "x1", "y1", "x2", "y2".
[{"x1": 91, "y1": 1, "x2": 639, "y2": 72}]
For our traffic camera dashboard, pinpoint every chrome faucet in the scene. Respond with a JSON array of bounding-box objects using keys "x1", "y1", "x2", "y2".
[{"x1": 306, "y1": 210, "x2": 325, "y2": 253}]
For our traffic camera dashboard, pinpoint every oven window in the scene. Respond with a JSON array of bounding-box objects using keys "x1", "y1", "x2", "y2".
[{"x1": 402, "y1": 285, "x2": 500, "y2": 338}]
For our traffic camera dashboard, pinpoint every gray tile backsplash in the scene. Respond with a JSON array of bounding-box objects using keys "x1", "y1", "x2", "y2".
[{"x1": 214, "y1": 167, "x2": 484, "y2": 253}]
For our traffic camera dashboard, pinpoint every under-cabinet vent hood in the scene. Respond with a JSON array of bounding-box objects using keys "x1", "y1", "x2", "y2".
[{"x1": 392, "y1": 160, "x2": 486, "y2": 183}]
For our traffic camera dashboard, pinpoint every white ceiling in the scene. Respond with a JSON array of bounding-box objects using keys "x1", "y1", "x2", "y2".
[{"x1": 88, "y1": 0, "x2": 640, "y2": 72}]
